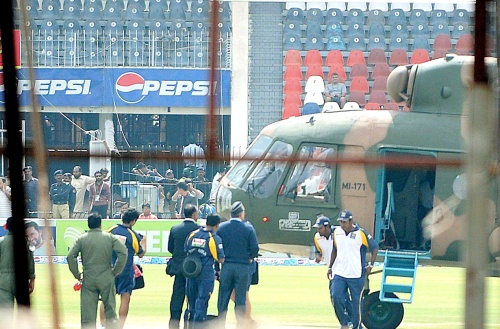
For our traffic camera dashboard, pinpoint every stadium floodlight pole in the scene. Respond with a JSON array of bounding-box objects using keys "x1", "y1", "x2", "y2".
[
  {"x1": 0, "y1": 0, "x2": 30, "y2": 307},
  {"x1": 465, "y1": 0, "x2": 492, "y2": 328}
]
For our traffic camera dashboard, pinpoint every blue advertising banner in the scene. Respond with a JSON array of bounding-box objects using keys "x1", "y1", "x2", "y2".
[{"x1": 0, "y1": 68, "x2": 230, "y2": 107}]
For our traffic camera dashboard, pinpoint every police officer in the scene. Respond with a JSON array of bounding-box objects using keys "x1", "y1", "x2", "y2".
[
  {"x1": 184, "y1": 214, "x2": 224, "y2": 327},
  {"x1": 67, "y1": 213, "x2": 127, "y2": 329},
  {"x1": 0, "y1": 218, "x2": 36, "y2": 308},
  {"x1": 217, "y1": 201, "x2": 259, "y2": 328},
  {"x1": 167, "y1": 204, "x2": 200, "y2": 329},
  {"x1": 50, "y1": 169, "x2": 71, "y2": 218}
]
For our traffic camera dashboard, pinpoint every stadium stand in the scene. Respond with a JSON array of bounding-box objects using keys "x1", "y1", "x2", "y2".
[
  {"x1": 325, "y1": 8, "x2": 344, "y2": 24},
  {"x1": 409, "y1": 9, "x2": 428, "y2": 26},
  {"x1": 389, "y1": 35, "x2": 408, "y2": 51},
  {"x1": 348, "y1": 91, "x2": 366, "y2": 107},
  {"x1": 387, "y1": 9, "x2": 406, "y2": 26},
  {"x1": 430, "y1": 10, "x2": 449, "y2": 25},
  {"x1": 410, "y1": 49, "x2": 431, "y2": 64},
  {"x1": 372, "y1": 76, "x2": 388, "y2": 92},
  {"x1": 304, "y1": 49, "x2": 323, "y2": 67},
  {"x1": 102, "y1": 1, "x2": 123, "y2": 19},
  {"x1": 383, "y1": 103, "x2": 400, "y2": 111},
  {"x1": 347, "y1": 50, "x2": 366, "y2": 66},
  {"x1": 303, "y1": 91, "x2": 324, "y2": 106},
  {"x1": 452, "y1": 22, "x2": 470, "y2": 38},
  {"x1": 413, "y1": 35, "x2": 430, "y2": 51},
  {"x1": 63, "y1": 2, "x2": 82, "y2": 19},
  {"x1": 347, "y1": 22, "x2": 364, "y2": 36},
  {"x1": 327, "y1": 64, "x2": 347, "y2": 81},
  {"x1": 368, "y1": 48, "x2": 387, "y2": 65},
  {"x1": 148, "y1": 2, "x2": 167, "y2": 19},
  {"x1": 372, "y1": 63, "x2": 391, "y2": 78},
  {"x1": 389, "y1": 48, "x2": 408, "y2": 65},
  {"x1": 284, "y1": 79, "x2": 303, "y2": 94},
  {"x1": 367, "y1": 9, "x2": 386, "y2": 25},
  {"x1": 304, "y1": 33, "x2": 324, "y2": 51},
  {"x1": 284, "y1": 65, "x2": 303, "y2": 81},
  {"x1": 283, "y1": 21, "x2": 301, "y2": 38},
  {"x1": 346, "y1": 8, "x2": 364, "y2": 25},
  {"x1": 306, "y1": 7, "x2": 324, "y2": 24},
  {"x1": 305, "y1": 76, "x2": 325, "y2": 93},
  {"x1": 322, "y1": 102, "x2": 341, "y2": 112},
  {"x1": 326, "y1": 35, "x2": 345, "y2": 51},
  {"x1": 455, "y1": 34, "x2": 473, "y2": 55},
  {"x1": 284, "y1": 49, "x2": 302, "y2": 66},
  {"x1": 412, "y1": 23, "x2": 430, "y2": 38},
  {"x1": 349, "y1": 77, "x2": 369, "y2": 93},
  {"x1": 170, "y1": 49, "x2": 190, "y2": 67},
  {"x1": 453, "y1": 9, "x2": 471, "y2": 24},
  {"x1": 325, "y1": 50, "x2": 344, "y2": 66},
  {"x1": 283, "y1": 93, "x2": 303, "y2": 108},
  {"x1": 41, "y1": 0, "x2": 60, "y2": 19},
  {"x1": 368, "y1": 35, "x2": 387, "y2": 51},
  {"x1": 83, "y1": 2, "x2": 103, "y2": 19},
  {"x1": 282, "y1": 103, "x2": 301, "y2": 119},
  {"x1": 302, "y1": 102, "x2": 321, "y2": 114},
  {"x1": 433, "y1": 34, "x2": 452, "y2": 51},
  {"x1": 126, "y1": 20, "x2": 146, "y2": 41},
  {"x1": 285, "y1": 6, "x2": 305, "y2": 23},
  {"x1": 128, "y1": 0, "x2": 147, "y2": 10},
  {"x1": 347, "y1": 34, "x2": 365, "y2": 51},
  {"x1": 431, "y1": 22, "x2": 450, "y2": 38},
  {"x1": 369, "y1": 90, "x2": 388, "y2": 105},
  {"x1": 306, "y1": 2, "x2": 327, "y2": 11},
  {"x1": 325, "y1": 22, "x2": 343, "y2": 37},
  {"x1": 306, "y1": 21, "x2": 323, "y2": 37},
  {"x1": 350, "y1": 63, "x2": 368, "y2": 79},
  {"x1": 125, "y1": 4, "x2": 144, "y2": 20},
  {"x1": 365, "y1": 102, "x2": 381, "y2": 110},
  {"x1": 305, "y1": 64, "x2": 324, "y2": 79},
  {"x1": 369, "y1": 23, "x2": 385, "y2": 37}
]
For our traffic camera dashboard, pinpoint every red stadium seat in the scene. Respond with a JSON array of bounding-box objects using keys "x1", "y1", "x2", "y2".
[
  {"x1": 347, "y1": 50, "x2": 366, "y2": 67},
  {"x1": 348, "y1": 91, "x2": 366, "y2": 106},
  {"x1": 389, "y1": 48, "x2": 408, "y2": 65},
  {"x1": 433, "y1": 48, "x2": 448, "y2": 59},
  {"x1": 283, "y1": 93, "x2": 303, "y2": 108},
  {"x1": 284, "y1": 49, "x2": 303, "y2": 66},
  {"x1": 305, "y1": 65, "x2": 324, "y2": 79},
  {"x1": 284, "y1": 65, "x2": 303, "y2": 81},
  {"x1": 304, "y1": 49, "x2": 323, "y2": 67},
  {"x1": 382, "y1": 102, "x2": 400, "y2": 111},
  {"x1": 325, "y1": 50, "x2": 344, "y2": 66},
  {"x1": 284, "y1": 79, "x2": 303, "y2": 94},
  {"x1": 327, "y1": 64, "x2": 347, "y2": 81},
  {"x1": 350, "y1": 63, "x2": 369, "y2": 78},
  {"x1": 369, "y1": 90, "x2": 388, "y2": 105},
  {"x1": 349, "y1": 76, "x2": 369, "y2": 93},
  {"x1": 365, "y1": 102, "x2": 381, "y2": 110},
  {"x1": 455, "y1": 34, "x2": 473, "y2": 55},
  {"x1": 368, "y1": 48, "x2": 387, "y2": 65},
  {"x1": 433, "y1": 34, "x2": 452, "y2": 51},
  {"x1": 410, "y1": 49, "x2": 430, "y2": 64},
  {"x1": 372, "y1": 76, "x2": 388, "y2": 92},
  {"x1": 282, "y1": 103, "x2": 301, "y2": 119},
  {"x1": 372, "y1": 63, "x2": 391, "y2": 78}
]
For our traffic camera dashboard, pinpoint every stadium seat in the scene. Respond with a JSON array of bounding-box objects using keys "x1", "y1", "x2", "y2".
[
  {"x1": 303, "y1": 92, "x2": 324, "y2": 106},
  {"x1": 347, "y1": 34, "x2": 365, "y2": 51},
  {"x1": 326, "y1": 2, "x2": 346, "y2": 11},
  {"x1": 39, "y1": 18, "x2": 60, "y2": 40},
  {"x1": 169, "y1": 0, "x2": 187, "y2": 20},
  {"x1": 87, "y1": 0, "x2": 104, "y2": 9},
  {"x1": 304, "y1": 49, "x2": 323, "y2": 67},
  {"x1": 305, "y1": 65, "x2": 324, "y2": 80},
  {"x1": 432, "y1": 48, "x2": 448, "y2": 60},
  {"x1": 387, "y1": 9, "x2": 405, "y2": 26},
  {"x1": 367, "y1": 9, "x2": 386, "y2": 25},
  {"x1": 170, "y1": 49, "x2": 190, "y2": 66},
  {"x1": 102, "y1": 2, "x2": 123, "y2": 19},
  {"x1": 191, "y1": 0, "x2": 210, "y2": 18},
  {"x1": 431, "y1": 22, "x2": 449, "y2": 38},
  {"x1": 455, "y1": 34, "x2": 473, "y2": 55},
  {"x1": 125, "y1": 3, "x2": 144, "y2": 19},
  {"x1": 325, "y1": 50, "x2": 344, "y2": 66},
  {"x1": 452, "y1": 22, "x2": 470, "y2": 39},
  {"x1": 413, "y1": 35, "x2": 430, "y2": 51},
  {"x1": 349, "y1": 76, "x2": 369, "y2": 93},
  {"x1": 306, "y1": 22, "x2": 323, "y2": 37},
  {"x1": 191, "y1": 48, "x2": 208, "y2": 67},
  {"x1": 283, "y1": 21, "x2": 301, "y2": 38},
  {"x1": 388, "y1": 35, "x2": 407, "y2": 51},
  {"x1": 64, "y1": 0, "x2": 82, "y2": 9},
  {"x1": 369, "y1": 22, "x2": 385, "y2": 37},
  {"x1": 434, "y1": 2, "x2": 454, "y2": 12},
  {"x1": 372, "y1": 76, "x2": 388, "y2": 92},
  {"x1": 126, "y1": 20, "x2": 145, "y2": 41},
  {"x1": 216, "y1": 21, "x2": 231, "y2": 40},
  {"x1": 347, "y1": 22, "x2": 364, "y2": 36},
  {"x1": 325, "y1": 8, "x2": 344, "y2": 24},
  {"x1": 322, "y1": 102, "x2": 341, "y2": 112},
  {"x1": 365, "y1": 102, "x2": 380, "y2": 110},
  {"x1": 350, "y1": 63, "x2": 368, "y2": 78},
  {"x1": 61, "y1": 45, "x2": 81, "y2": 66},
  {"x1": 305, "y1": 76, "x2": 325, "y2": 93},
  {"x1": 82, "y1": 19, "x2": 102, "y2": 36},
  {"x1": 82, "y1": 2, "x2": 102, "y2": 18},
  {"x1": 282, "y1": 103, "x2": 301, "y2": 120},
  {"x1": 62, "y1": 19, "x2": 81, "y2": 36},
  {"x1": 346, "y1": 8, "x2": 364, "y2": 25},
  {"x1": 149, "y1": 41, "x2": 168, "y2": 66},
  {"x1": 107, "y1": 0, "x2": 125, "y2": 10},
  {"x1": 283, "y1": 93, "x2": 302, "y2": 108},
  {"x1": 452, "y1": 9, "x2": 471, "y2": 24},
  {"x1": 286, "y1": 7, "x2": 305, "y2": 23},
  {"x1": 325, "y1": 22, "x2": 343, "y2": 38},
  {"x1": 372, "y1": 62, "x2": 390, "y2": 78},
  {"x1": 367, "y1": 35, "x2": 386, "y2": 51},
  {"x1": 63, "y1": 3, "x2": 81, "y2": 19},
  {"x1": 104, "y1": 19, "x2": 124, "y2": 36},
  {"x1": 343, "y1": 101, "x2": 361, "y2": 110},
  {"x1": 127, "y1": 41, "x2": 148, "y2": 66},
  {"x1": 306, "y1": 2, "x2": 327, "y2": 11},
  {"x1": 105, "y1": 47, "x2": 125, "y2": 66},
  {"x1": 346, "y1": 50, "x2": 365, "y2": 66},
  {"x1": 412, "y1": 23, "x2": 429, "y2": 38},
  {"x1": 410, "y1": 49, "x2": 430, "y2": 64},
  {"x1": 347, "y1": 2, "x2": 367, "y2": 11},
  {"x1": 148, "y1": 3, "x2": 166, "y2": 19},
  {"x1": 284, "y1": 65, "x2": 303, "y2": 81},
  {"x1": 430, "y1": 10, "x2": 449, "y2": 25},
  {"x1": 41, "y1": 0, "x2": 60, "y2": 18},
  {"x1": 409, "y1": 9, "x2": 427, "y2": 26},
  {"x1": 390, "y1": 2, "x2": 410, "y2": 11},
  {"x1": 433, "y1": 34, "x2": 451, "y2": 51},
  {"x1": 306, "y1": 8, "x2": 324, "y2": 24},
  {"x1": 391, "y1": 23, "x2": 408, "y2": 37},
  {"x1": 326, "y1": 35, "x2": 345, "y2": 51},
  {"x1": 284, "y1": 49, "x2": 302, "y2": 66},
  {"x1": 304, "y1": 34, "x2": 324, "y2": 51},
  {"x1": 383, "y1": 102, "x2": 400, "y2": 111},
  {"x1": 388, "y1": 48, "x2": 408, "y2": 65},
  {"x1": 369, "y1": 90, "x2": 387, "y2": 105},
  {"x1": 148, "y1": 20, "x2": 168, "y2": 37},
  {"x1": 20, "y1": 0, "x2": 40, "y2": 19},
  {"x1": 347, "y1": 91, "x2": 366, "y2": 106},
  {"x1": 412, "y1": 2, "x2": 432, "y2": 11},
  {"x1": 128, "y1": 0, "x2": 146, "y2": 10},
  {"x1": 327, "y1": 64, "x2": 347, "y2": 81},
  {"x1": 284, "y1": 79, "x2": 303, "y2": 94},
  {"x1": 368, "y1": 48, "x2": 387, "y2": 65}
]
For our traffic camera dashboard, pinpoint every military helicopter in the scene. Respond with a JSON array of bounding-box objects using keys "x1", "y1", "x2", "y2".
[{"x1": 216, "y1": 55, "x2": 500, "y2": 329}]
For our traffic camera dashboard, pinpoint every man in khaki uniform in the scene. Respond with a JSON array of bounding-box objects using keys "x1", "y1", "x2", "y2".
[{"x1": 67, "y1": 214, "x2": 127, "y2": 329}]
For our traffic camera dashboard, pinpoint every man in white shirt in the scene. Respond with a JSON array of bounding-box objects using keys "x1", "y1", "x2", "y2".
[
  {"x1": 71, "y1": 166, "x2": 95, "y2": 213},
  {"x1": 209, "y1": 166, "x2": 228, "y2": 201},
  {"x1": 182, "y1": 141, "x2": 206, "y2": 171}
]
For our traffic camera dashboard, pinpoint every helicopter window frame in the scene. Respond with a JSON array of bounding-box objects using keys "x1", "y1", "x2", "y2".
[{"x1": 281, "y1": 144, "x2": 338, "y2": 205}]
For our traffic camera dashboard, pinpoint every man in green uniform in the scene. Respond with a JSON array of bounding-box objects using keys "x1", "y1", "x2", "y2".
[
  {"x1": 0, "y1": 218, "x2": 36, "y2": 308},
  {"x1": 67, "y1": 213, "x2": 127, "y2": 329}
]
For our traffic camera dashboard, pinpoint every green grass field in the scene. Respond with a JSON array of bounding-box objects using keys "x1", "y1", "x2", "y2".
[{"x1": 29, "y1": 264, "x2": 500, "y2": 328}]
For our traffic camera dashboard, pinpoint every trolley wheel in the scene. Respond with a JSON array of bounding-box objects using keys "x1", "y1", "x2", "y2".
[{"x1": 362, "y1": 291, "x2": 404, "y2": 329}]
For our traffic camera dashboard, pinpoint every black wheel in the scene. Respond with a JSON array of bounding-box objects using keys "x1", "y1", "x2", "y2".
[{"x1": 362, "y1": 291, "x2": 404, "y2": 329}]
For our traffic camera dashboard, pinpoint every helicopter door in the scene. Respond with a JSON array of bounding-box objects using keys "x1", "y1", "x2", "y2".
[{"x1": 375, "y1": 151, "x2": 436, "y2": 251}]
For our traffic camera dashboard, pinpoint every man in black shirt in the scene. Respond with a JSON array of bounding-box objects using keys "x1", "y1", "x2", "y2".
[{"x1": 49, "y1": 170, "x2": 71, "y2": 219}]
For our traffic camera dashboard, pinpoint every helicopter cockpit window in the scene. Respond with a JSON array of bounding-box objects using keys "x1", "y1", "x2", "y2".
[
  {"x1": 283, "y1": 146, "x2": 335, "y2": 202},
  {"x1": 242, "y1": 140, "x2": 293, "y2": 198},
  {"x1": 225, "y1": 135, "x2": 273, "y2": 187}
]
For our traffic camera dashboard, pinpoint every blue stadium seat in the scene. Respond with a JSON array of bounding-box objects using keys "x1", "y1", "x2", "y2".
[
  {"x1": 409, "y1": 9, "x2": 428, "y2": 26},
  {"x1": 326, "y1": 35, "x2": 345, "y2": 51},
  {"x1": 431, "y1": 22, "x2": 449, "y2": 38},
  {"x1": 215, "y1": 0, "x2": 231, "y2": 21},
  {"x1": 62, "y1": 19, "x2": 81, "y2": 39},
  {"x1": 367, "y1": 34, "x2": 386, "y2": 51},
  {"x1": 430, "y1": 10, "x2": 449, "y2": 25},
  {"x1": 169, "y1": 20, "x2": 189, "y2": 48},
  {"x1": 347, "y1": 34, "x2": 365, "y2": 51},
  {"x1": 81, "y1": 48, "x2": 104, "y2": 66},
  {"x1": 36, "y1": 42, "x2": 59, "y2": 66},
  {"x1": 306, "y1": 21, "x2": 322, "y2": 37},
  {"x1": 286, "y1": 7, "x2": 305, "y2": 23},
  {"x1": 191, "y1": 0, "x2": 209, "y2": 21},
  {"x1": 367, "y1": 9, "x2": 386, "y2": 25},
  {"x1": 391, "y1": 23, "x2": 408, "y2": 37},
  {"x1": 216, "y1": 21, "x2": 231, "y2": 40},
  {"x1": 306, "y1": 8, "x2": 323, "y2": 24},
  {"x1": 127, "y1": 41, "x2": 148, "y2": 66},
  {"x1": 148, "y1": 20, "x2": 168, "y2": 38},
  {"x1": 149, "y1": 41, "x2": 168, "y2": 66},
  {"x1": 170, "y1": 49, "x2": 190, "y2": 66},
  {"x1": 63, "y1": 3, "x2": 82, "y2": 19},
  {"x1": 284, "y1": 34, "x2": 302, "y2": 51},
  {"x1": 452, "y1": 22, "x2": 470, "y2": 39},
  {"x1": 102, "y1": 2, "x2": 123, "y2": 19},
  {"x1": 301, "y1": 102, "x2": 321, "y2": 115},
  {"x1": 65, "y1": 0, "x2": 82, "y2": 8},
  {"x1": 169, "y1": 0, "x2": 187, "y2": 20},
  {"x1": 149, "y1": 0, "x2": 167, "y2": 10},
  {"x1": 106, "y1": 47, "x2": 125, "y2": 66},
  {"x1": 87, "y1": 0, "x2": 104, "y2": 10},
  {"x1": 388, "y1": 35, "x2": 407, "y2": 51},
  {"x1": 124, "y1": 3, "x2": 144, "y2": 19},
  {"x1": 325, "y1": 8, "x2": 343, "y2": 24},
  {"x1": 325, "y1": 22, "x2": 342, "y2": 37},
  {"x1": 388, "y1": 9, "x2": 405, "y2": 26},
  {"x1": 413, "y1": 35, "x2": 430, "y2": 51},
  {"x1": 82, "y1": 2, "x2": 102, "y2": 19},
  {"x1": 106, "y1": 0, "x2": 125, "y2": 11},
  {"x1": 191, "y1": 48, "x2": 208, "y2": 67},
  {"x1": 126, "y1": 20, "x2": 145, "y2": 41},
  {"x1": 148, "y1": 3, "x2": 166, "y2": 19},
  {"x1": 412, "y1": 23, "x2": 429, "y2": 38},
  {"x1": 452, "y1": 9, "x2": 471, "y2": 24},
  {"x1": 104, "y1": 19, "x2": 124, "y2": 36},
  {"x1": 128, "y1": 0, "x2": 146, "y2": 11},
  {"x1": 21, "y1": 0, "x2": 40, "y2": 19},
  {"x1": 347, "y1": 22, "x2": 364, "y2": 36},
  {"x1": 41, "y1": 0, "x2": 60, "y2": 19},
  {"x1": 346, "y1": 8, "x2": 364, "y2": 25},
  {"x1": 61, "y1": 43, "x2": 82, "y2": 66},
  {"x1": 39, "y1": 18, "x2": 60, "y2": 41},
  {"x1": 284, "y1": 21, "x2": 301, "y2": 38},
  {"x1": 191, "y1": 19, "x2": 209, "y2": 40},
  {"x1": 82, "y1": 19, "x2": 102, "y2": 37},
  {"x1": 369, "y1": 22, "x2": 385, "y2": 37},
  {"x1": 304, "y1": 33, "x2": 323, "y2": 51}
]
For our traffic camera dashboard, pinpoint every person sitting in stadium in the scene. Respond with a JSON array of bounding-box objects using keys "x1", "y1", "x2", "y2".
[
  {"x1": 139, "y1": 203, "x2": 158, "y2": 220},
  {"x1": 324, "y1": 73, "x2": 347, "y2": 108}
]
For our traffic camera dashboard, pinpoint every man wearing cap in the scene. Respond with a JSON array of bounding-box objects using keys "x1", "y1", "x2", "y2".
[
  {"x1": 49, "y1": 170, "x2": 71, "y2": 219},
  {"x1": 23, "y1": 166, "x2": 39, "y2": 217},
  {"x1": 217, "y1": 201, "x2": 259, "y2": 328},
  {"x1": 328, "y1": 210, "x2": 378, "y2": 329},
  {"x1": 167, "y1": 204, "x2": 200, "y2": 329}
]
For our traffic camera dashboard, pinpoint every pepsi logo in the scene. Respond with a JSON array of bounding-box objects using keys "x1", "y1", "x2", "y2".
[{"x1": 115, "y1": 72, "x2": 146, "y2": 104}]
